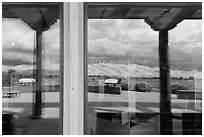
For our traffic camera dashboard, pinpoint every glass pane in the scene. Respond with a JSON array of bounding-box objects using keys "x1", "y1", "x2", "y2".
[
  {"x1": 87, "y1": 19, "x2": 160, "y2": 135},
  {"x1": 2, "y1": 4, "x2": 60, "y2": 135},
  {"x1": 169, "y1": 20, "x2": 202, "y2": 135}
]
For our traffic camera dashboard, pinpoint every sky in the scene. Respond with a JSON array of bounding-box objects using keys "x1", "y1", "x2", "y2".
[
  {"x1": 88, "y1": 19, "x2": 202, "y2": 71},
  {"x1": 2, "y1": 18, "x2": 60, "y2": 72},
  {"x1": 2, "y1": 18, "x2": 202, "y2": 72}
]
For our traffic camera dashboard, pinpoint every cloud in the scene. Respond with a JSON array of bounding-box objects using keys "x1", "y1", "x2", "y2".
[
  {"x1": 88, "y1": 19, "x2": 202, "y2": 71},
  {"x1": 169, "y1": 20, "x2": 202, "y2": 43},
  {"x1": 89, "y1": 38, "x2": 130, "y2": 56},
  {"x1": 2, "y1": 64, "x2": 34, "y2": 72},
  {"x1": 2, "y1": 19, "x2": 35, "y2": 65},
  {"x1": 2, "y1": 18, "x2": 201, "y2": 72},
  {"x1": 2, "y1": 18, "x2": 60, "y2": 71},
  {"x1": 88, "y1": 19, "x2": 158, "y2": 57},
  {"x1": 44, "y1": 20, "x2": 60, "y2": 54},
  {"x1": 89, "y1": 19, "x2": 117, "y2": 31},
  {"x1": 169, "y1": 20, "x2": 202, "y2": 70}
]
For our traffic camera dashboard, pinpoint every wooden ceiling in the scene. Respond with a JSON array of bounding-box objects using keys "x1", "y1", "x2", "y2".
[
  {"x1": 2, "y1": 2, "x2": 202, "y2": 31},
  {"x1": 2, "y1": 3, "x2": 60, "y2": 31},
  {"x1": 88, "y1": 2, "x2": 202, "y2": 31}
]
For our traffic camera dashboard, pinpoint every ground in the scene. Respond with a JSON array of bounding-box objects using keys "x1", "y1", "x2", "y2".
[
  {"x1": 2, "y1": 87, "x2": 59, "y2": 135},
  {"x1": 2, "y1": 84, "x2": 202, "y2": 135}
]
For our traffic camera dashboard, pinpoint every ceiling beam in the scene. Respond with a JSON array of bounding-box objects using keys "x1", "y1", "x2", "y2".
[
  {"x1": 165, "y1": 8, "x2": 198, "y2": 30},
  {"x1": 145, "y1": 6, "x2": 199, "y2": 31},
  {"x1": 109, "y1": 6, "x2": 132, "y2": 18},
  {"x1": 2, "y1": 2, "x2": 60, "y2": 8},
  {"x1": 32, "y1": 8, "x2": 59, "y2": 31},
  {"x1": 3, "y1": 5, "x2": 59, "y2": 31},
  {"x1": 88, "y1": 2, "x2": 201, "y2": 20},
  {"x1": 88, "y1": 2, "x2": 202, "y2": 9}
]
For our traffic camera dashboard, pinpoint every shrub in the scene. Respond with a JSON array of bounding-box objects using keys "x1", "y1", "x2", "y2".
[
  {"x1": 151, "y1": 87, "x2": 159, "y2": 92},
  {"x1": 170, "y1": 83, "x2": 189, "y2": 94},
  {"x1": 131, "y1": 82, "x2": 152, "y2": 92},
  {"x1": 121, "y1": 82, "x2": 129, "y2": 90}
]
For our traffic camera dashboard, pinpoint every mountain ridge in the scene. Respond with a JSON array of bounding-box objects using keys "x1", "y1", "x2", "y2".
[
  {"x1": 88, "y1": 63, "x2": 202, "y2": 79},
  {"x1": 2, "y1": 63, "x2": 202, "y2": 79}
]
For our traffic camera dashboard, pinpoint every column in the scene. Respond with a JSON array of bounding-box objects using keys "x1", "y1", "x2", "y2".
[
  {"x1": 32, "y1": 29, "x2": 42, "y2": 118},
  {"x1": 159, "y1": 30, "x2": 172, "y2": 134},
  {"x1": 62, "y1": 2, "x2": 85, "y2": 134}
]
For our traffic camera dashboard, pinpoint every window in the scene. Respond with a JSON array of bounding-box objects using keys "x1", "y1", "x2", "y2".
[
  {"x1": 86, "y1": 3, "x2": 202, "y2": 135},
  {"x1": 169, "y1": 20, "x2": 202, "y2": 135},
  {"x1": 2, "y1": 3, "x2": 61, "y2": 135},
  {"x1": 87, "y1": 19, "x2": 160, "y2": 135},
  {"x1": 2, "y1": 2, "x2": 202, "y2": 135}
]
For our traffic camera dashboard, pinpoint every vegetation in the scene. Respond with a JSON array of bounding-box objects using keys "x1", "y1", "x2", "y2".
[
  {"x1": 88, "y1": 75, "x2": 198, "y2": 94},
  {"x1": 121, "y1": 82, "x2": 129, "y2": 90},
  {"x1": 131, "y1": 82, "x2": 152, "y2": 92},
  {"x1": 170, "y1": 83, "x2": 189, "y2": 94}
]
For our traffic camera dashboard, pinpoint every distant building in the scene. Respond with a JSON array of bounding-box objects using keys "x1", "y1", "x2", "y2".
[
  {"x1": 104, "y1": 78, "x2": 121, "y2": 87},
  {"x1": 19, "y1": 78, "x2": 36, "y2": 86}
]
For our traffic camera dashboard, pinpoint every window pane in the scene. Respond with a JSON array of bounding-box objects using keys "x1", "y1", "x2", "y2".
[
  {"x1": 169, "y1": 20, "x2": 202, "y2": 135},
  {"x1": 87, "y1": 19, "x2": 160, "y2": 135},
  {"x1": 2, "y1": 4, "x2": 61, "y2": 135}
]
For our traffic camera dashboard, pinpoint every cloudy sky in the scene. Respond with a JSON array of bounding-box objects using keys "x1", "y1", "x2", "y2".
[
  {"x1": 2, "y1": 18, "x2": 60, "y2": 72},
  {"x1": 2, "y1": 18, "x2": 202, "y2": 72},
  {"x1": 88, "y1": 19, "x2": 202, "y2": 71}
]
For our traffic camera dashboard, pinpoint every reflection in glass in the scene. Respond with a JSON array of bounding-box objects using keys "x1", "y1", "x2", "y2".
[
  {"x1": 169, "y1": 20, "x2": 202, "y2": 135},
  {"x1": 87, "y1": 19, "x2": 160, "y2": 135},
  {"x1": 87, "y1": 19, "x2": 202, "y2": 135},
  {"x1": 2, "y1": 4, "x2": 60, "y2": 135}
]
